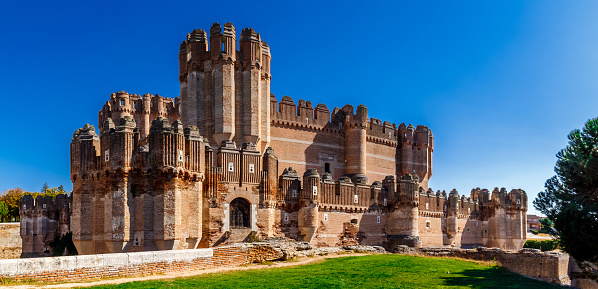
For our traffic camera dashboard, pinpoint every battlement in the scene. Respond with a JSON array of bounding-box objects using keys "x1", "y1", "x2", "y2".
[
  {"x1": 98, "y1": 91, "x2": 180, "y2": 138},
  {"x1": 19, "y1": 194, "x2": 70, "y2": 213},
  {"x1": 71, "y1": 116, "x2": 206, "y2": 182},
  {"x1": 179, "y1": 22, "x2": 271, "y2": 80},
  {"x1": 271, "y1": 94, "x2": 331, "y2": 128},
  {"x1": 490, "y1": 187, "x2": 528, "y2": 210}
]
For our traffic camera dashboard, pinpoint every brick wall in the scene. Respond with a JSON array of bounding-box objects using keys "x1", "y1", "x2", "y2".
[
  {"x1": 0, "y1": 245, "x2": 249, "y2": 282},
  {"x1": 0, "y1": 223, "x2": 21, "y2": 259}
]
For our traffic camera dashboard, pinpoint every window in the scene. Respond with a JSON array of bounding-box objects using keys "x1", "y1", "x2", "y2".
[
  {"x1": 249, "y1": 164, "x2": 255, "y2": 174},
  {"x1": 517, "y1": 199, "x2": 521, "y2": 205},
  {"x1": 468, "y1": 207, "x2": 470, "y2": 213},
  {"x1": 426, "y1": 221, "x2": 431, "y2": 228},
  {"x1": 105, "y1": 150, "x2": 110, "y2": 162},
  {"x1": 354, "y1": 195, "x2": 358, "y2": 204},
  {"x1": 120, "y1": 100, "x2": 124, "y2": 106},
  {"x1": 134, "y1": 238, "x2": 140, "y2": 246},
  {"x1": 466, "y1": 227, "x2": 470, "y2": 232},
  {"x1": 221, "y1": 41, "x2": 226, "y2": 53},
  {"x1": 178, "y1": 150, "x2": 184, "y2": 162},
  {"x1": 228, "y1": 162, "x2": 234, "y2": 172},
  {"x1": 351, "y1": 218, "x2": 358, "y2": 224},
  {"x1": 324, "y1": 163, "x2": 331, "y2": 174},
  {"x1": 339, "y1": 123, "x2": 342, "y2": 130},
  {"x1": 284, "y1": 213, "x2": 289, "y2": 222},
  {"x1": 425, "y1": 203, "x2": 429, "y2": 210},
  {"x1": 42, "y1": 204, "x2": 46, "y2": 209},
  {"x1": 376, "y1": 216, "x2": 381, "y2": 223},
  {"x1": 291, "y1": 189, "x2": 297, "y2": 198},
  {"x1": 312, "y1": 185, "x2": 318, "y2": 196},
  {"x1": 187, "y1": 50, "x2": 191, "y2": 61},
  {"x1": 383, "y1": 198, "x2": 387, "y2": 206},
  {"x1": 323, "y1": 214, "x2": 328, "y2": 221}
]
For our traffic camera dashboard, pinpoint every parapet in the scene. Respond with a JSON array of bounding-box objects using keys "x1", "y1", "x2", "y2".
[
  {"x1": 72, "y1": 124, "x2": 99, "y2": 142},
  {"x1": 98, "y1": 91, "x2": 180, "y2": 138}
]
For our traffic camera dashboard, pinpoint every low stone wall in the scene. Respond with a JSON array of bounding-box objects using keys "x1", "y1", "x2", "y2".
[
  {"x1": 420, "y1": 247, "x2": 571, "y2": 285},
  {"x1": 0, "y1": 223, "x2": 21, "y2": 259},
  {"x1": 0, "y1": 245, "x2": 249, "y2": 282}
]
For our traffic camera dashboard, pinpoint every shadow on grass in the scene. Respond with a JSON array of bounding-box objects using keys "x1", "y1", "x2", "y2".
[{"x1": 442, "y1": 266, "x2": 562, "y2": 289}]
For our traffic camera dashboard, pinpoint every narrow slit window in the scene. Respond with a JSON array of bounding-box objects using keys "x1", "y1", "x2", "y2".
[
  {"x1": 221, "y1": 42, "x2": 226, "y2": 53},
  {"x1": 324, "y1": 163, "x2": 331, "y2": 174}
]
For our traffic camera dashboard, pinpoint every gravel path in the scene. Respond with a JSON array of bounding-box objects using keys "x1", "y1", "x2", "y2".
[{"x1": 6, "y1": 253, "x2": 370, "y2": 289}]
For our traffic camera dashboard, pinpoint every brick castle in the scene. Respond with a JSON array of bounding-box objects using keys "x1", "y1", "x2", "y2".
[{"x1": 58, "y1": 22, "x2": 527, "y2": 255}]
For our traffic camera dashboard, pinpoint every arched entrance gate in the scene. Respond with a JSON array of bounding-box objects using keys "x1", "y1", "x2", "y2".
[{"x1": 230, "y1": 198, "x2": 250, "y2": 229}]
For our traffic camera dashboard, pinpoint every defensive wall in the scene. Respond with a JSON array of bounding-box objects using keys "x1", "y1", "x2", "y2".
[{"x1": 0, "y1": 223, "x2": 21, "y2": 259}]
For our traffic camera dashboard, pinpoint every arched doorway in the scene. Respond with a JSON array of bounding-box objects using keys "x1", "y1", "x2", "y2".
[{"x1": 230, "y1": 198, "x2": 250, "y2": 228}]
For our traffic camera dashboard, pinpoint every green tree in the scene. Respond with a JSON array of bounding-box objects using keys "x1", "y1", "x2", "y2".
[
  {"x1": 534, "y1": 117, "x2": 598, "y2": 280},
  {"x1": 0, "y1": 188, "x2": 24, "y2": 222},
  {"x1": 41, "y1": 182, "x2": 49, "y2": 193},
  {"x1": 0, "y1": 202, "x2": 8, "y2": 222},
  {"x1": 539, "y1": 218, "x2": 553, "y2": 232}
]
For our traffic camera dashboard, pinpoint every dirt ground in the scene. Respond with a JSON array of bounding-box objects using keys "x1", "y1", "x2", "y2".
[{"x1": 5, "y1": 253, "x2": 370, "y2": 289}]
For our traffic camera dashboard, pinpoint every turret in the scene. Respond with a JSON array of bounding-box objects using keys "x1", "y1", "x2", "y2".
[
  {"x1": 298, "y1": 169, "x2": 320, "y2": 243},
  {"x1": 210, "y1": 22, "x2": 236, "y2": 61},
  {"x1": 343, "y1": 104, "x2": 368, "y2": 183},
  {"x1": 387, "y1": 174, "x2": 421, "y2": 248},
  {"x1": 239, "y1": 28, "x2": 261, "y2": 67},
  {"x1": 262, "y1": 147, "x2": 278, "y2": 204},
  {"x1": 100, "y1": 116, "x2": 138, "y2": 172},
  {"x1": 446, "y1": 189, "x2": 460, "y2": 244}
]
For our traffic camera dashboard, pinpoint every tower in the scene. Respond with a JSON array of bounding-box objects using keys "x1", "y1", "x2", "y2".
[{"x1": 179, "y1": 23, "x2": 272, "y2": 152}]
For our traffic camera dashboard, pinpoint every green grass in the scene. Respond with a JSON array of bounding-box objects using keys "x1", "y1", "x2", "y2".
[{"x1": 83, "y1": 255, "x2": 561, "y2": 289}]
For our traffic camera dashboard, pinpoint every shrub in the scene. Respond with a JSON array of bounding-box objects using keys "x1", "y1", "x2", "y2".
[{"x1": 524, "y1": 239, "x2": 560, "y2": 251}]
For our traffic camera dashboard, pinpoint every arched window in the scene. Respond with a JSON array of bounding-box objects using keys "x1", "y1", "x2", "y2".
[{"x1": 230, "y1": 198, "x2": 250, "y2": 228}]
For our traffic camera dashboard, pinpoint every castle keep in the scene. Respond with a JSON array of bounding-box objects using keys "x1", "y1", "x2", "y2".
[{"x1": 65, "y1": 22, "x2": 527, "y2": 255}]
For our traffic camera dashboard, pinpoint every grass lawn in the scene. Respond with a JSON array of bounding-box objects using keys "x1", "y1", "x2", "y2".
[{"x1": 84, "y1": 254, "x2": 561, "y2": 289}]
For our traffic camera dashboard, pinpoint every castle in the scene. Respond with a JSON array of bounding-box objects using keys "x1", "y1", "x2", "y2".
[{"x1": 62, "y1": 22, "x2": 527, "y2": 255}]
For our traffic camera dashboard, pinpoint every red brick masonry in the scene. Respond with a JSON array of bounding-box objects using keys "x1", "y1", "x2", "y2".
[{"x1": 0, "y1": 245, "x2": 249, "y2": 282}]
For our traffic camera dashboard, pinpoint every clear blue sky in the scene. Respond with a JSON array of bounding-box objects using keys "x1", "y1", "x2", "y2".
[{"x1": 2, "y1": 1, "x2": 597, "y2": 215}]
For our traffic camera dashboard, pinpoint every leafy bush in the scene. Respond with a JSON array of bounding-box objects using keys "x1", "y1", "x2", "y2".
[{"x1": 524, "y1": 239, "x2": 560, "y2": 251}]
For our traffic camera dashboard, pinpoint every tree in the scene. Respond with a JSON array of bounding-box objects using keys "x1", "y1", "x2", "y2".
[
  {"x1": 0, "y1": 202, "x2": 8, "y2": 222},
  {"x1": 0, "y1": 188, "x2": 25, "y2": 222},
  {"x1": 534, "y1": 117, "x2": 598, "y2": 280},
  {"x1": 538, "y1": 218, "x2": 552, "y2": 229},
  {"x1": 41, "y1": 182, "x2": 49, "y2": 193}
]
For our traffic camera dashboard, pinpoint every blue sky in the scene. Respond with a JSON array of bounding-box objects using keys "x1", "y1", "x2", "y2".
[{"x1": 2, "y1": 1, "x2": 598, "y2": 215}]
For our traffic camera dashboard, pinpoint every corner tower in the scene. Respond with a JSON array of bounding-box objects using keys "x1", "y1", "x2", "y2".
[{"x1": 179, "y1": 23, "x2": 272, "y2": 152}]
